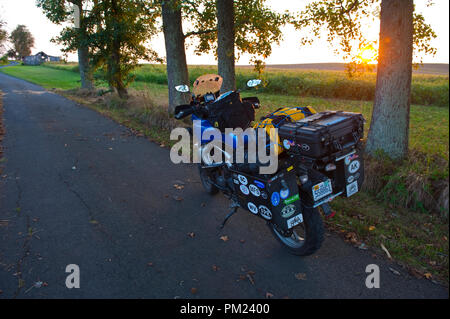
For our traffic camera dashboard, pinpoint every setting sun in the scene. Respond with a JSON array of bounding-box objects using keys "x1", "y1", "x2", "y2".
[{"x1": 357, "y1": 45, "x2": 378, "y2": 64}]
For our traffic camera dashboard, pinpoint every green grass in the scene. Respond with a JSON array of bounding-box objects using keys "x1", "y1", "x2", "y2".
[
  {"x1": 43, "y1": 62, "x2": 450, "y2": 107},
  {"x1": 1, "y1": 65, "x2": 85, "y2": 90},
  {"x1": 1, "y1": 64, "x2": 448, "y2": 282}
]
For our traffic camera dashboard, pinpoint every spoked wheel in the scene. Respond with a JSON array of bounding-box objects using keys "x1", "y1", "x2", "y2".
[
  {"x1": 198, "y1": 165, "x2": 219, "y2": 195},
  {"x1": 268, "y1": 206, "x2": 324, "y2": 256}
]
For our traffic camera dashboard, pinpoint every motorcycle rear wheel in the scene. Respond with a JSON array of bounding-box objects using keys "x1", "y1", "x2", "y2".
[{"x1": 268, "y1": 206, "x2": 324, "y2": 256}]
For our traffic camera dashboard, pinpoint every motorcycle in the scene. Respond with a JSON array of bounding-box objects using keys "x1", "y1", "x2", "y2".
[{"x1": 173, "y1": 74, "x2": 365, "y2": 256}]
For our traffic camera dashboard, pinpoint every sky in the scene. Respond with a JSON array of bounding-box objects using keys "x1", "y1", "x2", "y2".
[{"x1": 1, "y1": 0, "x2": 449, "y2": 65}]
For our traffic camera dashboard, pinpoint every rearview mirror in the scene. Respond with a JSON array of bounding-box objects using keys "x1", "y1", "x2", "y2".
[
  {"x1": 175, "y1": 85, "x2": 190, "y2": 93},
  {"x1": 247, "y1": 79, "x2": 262, "y2": 88}
]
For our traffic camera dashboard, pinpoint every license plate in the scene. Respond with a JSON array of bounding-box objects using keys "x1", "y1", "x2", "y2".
[
  {"x1": 346, "y1": 181, "x2": 359, "y2": 197},
  {"x1": 287, "y1": 214, "x2": 303, "y2": 229},
  {"x1": 312, "y1": 180, "x2": 333, "y2": 201}
]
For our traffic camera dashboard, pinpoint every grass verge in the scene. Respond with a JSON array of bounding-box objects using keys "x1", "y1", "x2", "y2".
[{"x1": 1, "y1": 65, "x2": 448, "y2": 283}]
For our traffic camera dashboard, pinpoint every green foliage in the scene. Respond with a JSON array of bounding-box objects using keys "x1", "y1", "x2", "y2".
[
  {"x1": 9, "y1": 25, "x2": 35, "y2": 59},
  {"x1": 182, "y1": 0, "x2": 289, "y2": 66},
  {"x1": 293, "y1": 0, "x2": 437, "y2": 69},
  {"x1": 0, "y1": 55, "x2": 8, "y2": 65},
  {"x1": 0, "y1": 19, "x2": 7, "y2": 54},
  {"x1": 38, "y1": 0, "x2": 161, "y2": 95},
  {"x1": 88, "y1": 0, "x2": 161, "y2": 96}
]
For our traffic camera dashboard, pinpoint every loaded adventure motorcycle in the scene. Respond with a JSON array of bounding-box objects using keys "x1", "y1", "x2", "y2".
[{"x1": 173, "y1": 74, "x2": 365, "y2": 256}]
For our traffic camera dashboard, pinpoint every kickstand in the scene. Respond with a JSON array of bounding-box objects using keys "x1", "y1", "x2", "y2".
[{"x1": 218, "y1": 203, "x2": 239, "y2": 230}]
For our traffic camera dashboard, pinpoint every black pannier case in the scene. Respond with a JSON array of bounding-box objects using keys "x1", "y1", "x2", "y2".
[
  {"x1": 278, "y1": 111, "x2": 364, "y2": 158},
  {"x1": 205, "y1": 92, "x2": 255, "y2": 131}
]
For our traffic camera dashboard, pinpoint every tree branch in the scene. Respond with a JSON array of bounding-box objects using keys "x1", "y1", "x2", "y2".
[{"x1": 184, "y1": 28, "x2": 216, "y2": 39}]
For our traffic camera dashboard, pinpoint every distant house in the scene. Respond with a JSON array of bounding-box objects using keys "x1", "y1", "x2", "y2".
[{"x1": 23, "y1": 51, "x2": 61, "y2": 65}]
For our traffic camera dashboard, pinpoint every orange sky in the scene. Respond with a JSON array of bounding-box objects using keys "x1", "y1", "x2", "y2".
[{"x1": 1, "y1": 0, "x2": 448, "y2": 65}]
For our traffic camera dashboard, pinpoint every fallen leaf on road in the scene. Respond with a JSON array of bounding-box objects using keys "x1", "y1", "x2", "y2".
[
  {"x1": 239, "y1": 239, "x2": 245, "y2": 244},
  {"x1": 173, "y1": 195, "x2": 183, "y2": 201},
  {"x1": 380, "y1": 243, "x2": 392, "y2": 259},
  {"x1": 345, "y1": 232, "x2": 358, "y2": 243},
  {"x1": 246, "y1": 274, "x2": 255, "y2": 285},
  {"x1": 369, "y1": 226, "x2": 376, "y2": 231},
  {"x1": 187, "y1": 232, "x2": 195, "y2": 238},
  {"x1": 173, "y1": 184, "x2": 184, "y2": 190},
  {"x1": 424, "y1": 273, "x2": 432, "y2": 279},
  {"x1": 409, "y1": 268, "x2": 423, "y2": 279},
  {"x1": 295, "y1": 273, "x2": 307, "y2": 280},
  {"x1": 358, "y1": 243, "x2": 368, "y2": 250},
  {"x1": 389, "y1": 267, "x2": 401, "y2": 276},
  {"x1": 265, "y1": 292, "x2": 274, "y2": 299},
  {"x1": 212, "y1": 265, "x2": 219, "y2": 271},
  {"x1": 147, "y1": 262, "x2": 153, "y2": 267},
  {"x1": 220, "y1": 235, "x2": 229, "y2": 242},
  {"x1": 190, "y1": 288, "x2": 197, "y2": 294}
]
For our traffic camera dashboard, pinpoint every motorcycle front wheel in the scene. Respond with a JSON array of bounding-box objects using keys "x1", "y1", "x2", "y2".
[{"x1": 268, "y1": 206, "x2": 324, "y2": 256}]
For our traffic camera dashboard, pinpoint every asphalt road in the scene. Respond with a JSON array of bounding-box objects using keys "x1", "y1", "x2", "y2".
[{"x1": 0, "y1": 72, "x2": 447, "y2": 299}]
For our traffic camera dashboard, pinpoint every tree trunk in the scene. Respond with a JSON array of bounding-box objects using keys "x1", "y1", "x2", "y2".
[
  {"x1": 366, "y1": 0, "x2": 413, "y2": 160},
  {"x1": 216, "y1": 0, "x2": 236, "y2": 93},
  {"x1": 78, "y1": 45, "x2": 94, "y2": 90},
  {"x1": 77, "y1": 4, "x2": 94, "y2": 90},
  {"x1": 110, "y1": 0, "x2": 128, "y2": 99},
  {"x1": 161, "y1": 0, "x2": 190, "y2": 114}
]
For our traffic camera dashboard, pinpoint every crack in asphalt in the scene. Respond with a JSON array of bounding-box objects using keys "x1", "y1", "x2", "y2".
[{"x1": 12, "y1": 172, "x2": 32, "y2": 298}]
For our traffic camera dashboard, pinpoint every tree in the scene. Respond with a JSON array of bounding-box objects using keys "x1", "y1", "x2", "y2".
[
  {"x1": 9, "y1": 25, "x2": 35, "y2": 60},
  {"x1": 37, "y1": 0, "x2": 95, "y2": 89},
  {"x1": 293, "y1": 0, "x2": 437, "y2": 160},
  {"x1": 161, "y1": 0, "x2": 191, "y2": 114},
  {"x1": 191, "y1": 0, "x2": 288, "y2": 92},
  {"x1": 89, "y1": 0, "x2": 161, "y2": 98},
  {"x1": 159, "y1": 0, "x2": 287, "y2": 112},
  {"x1": 0, "y1": 20, "x2": 7, "y2": 55},
  {"x1": 216, "y1": 0, "x2": 236, "y2": 92},
  {"x1": 365, "y1": 0, "x2": 413, "y2": 159}
]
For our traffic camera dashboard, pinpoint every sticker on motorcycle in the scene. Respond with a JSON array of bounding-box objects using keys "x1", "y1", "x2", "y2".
[
  {"x1": 345, "y1": 153, "x2": 359, "y2": 165},
  {"x1": 247, "y1": 202, "x2": 258, "y2": 214},
  {"x1": 258, "y1": 205, "x2": 272, "y2": 220},
  {"x1": 271, "y1": 192, "x2": 280, "y2": 206},
  {"x1": 283, "y1": 139, "x2": 293, "y2": 150},
  {"x1": 347, "y1": 175, "x2": 355, "y2": 183},
  {"x1": 287, "y1": 214, "x2": 303, "y2": 229},
  {"x1": 284, "y1": 193, "x2": 299, "y2": 205},
  {"x1": 281, "y1": 204, "x2": 296, "y2": 218},
  {"x1": 240, "y1": 184, "x2": 249, "y2": 195},
  {"x1": 346, "y1": 181, "x2": 359, "y2": 197},
  {"x1": 348, "y1": 160, "x2": 361, "y2": 174},
  {"x1": 238, "y1": 174, "x2": 248, "y2": 185},
  {"x1": 249, "y1": 184, "x2": 261, "y2": 197},
  {"x1": 261, "y1": 191, "x2": 268, "y2": 200},
  {"x1": 254, "y1": 180, "x2": 265, "y2": 189},
  {"x1": 233, "y1": 179, "x2": 239, "y2": 184},
  {"x1": 280, "y1": 188, "x2": 290, "y2": 199}
]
